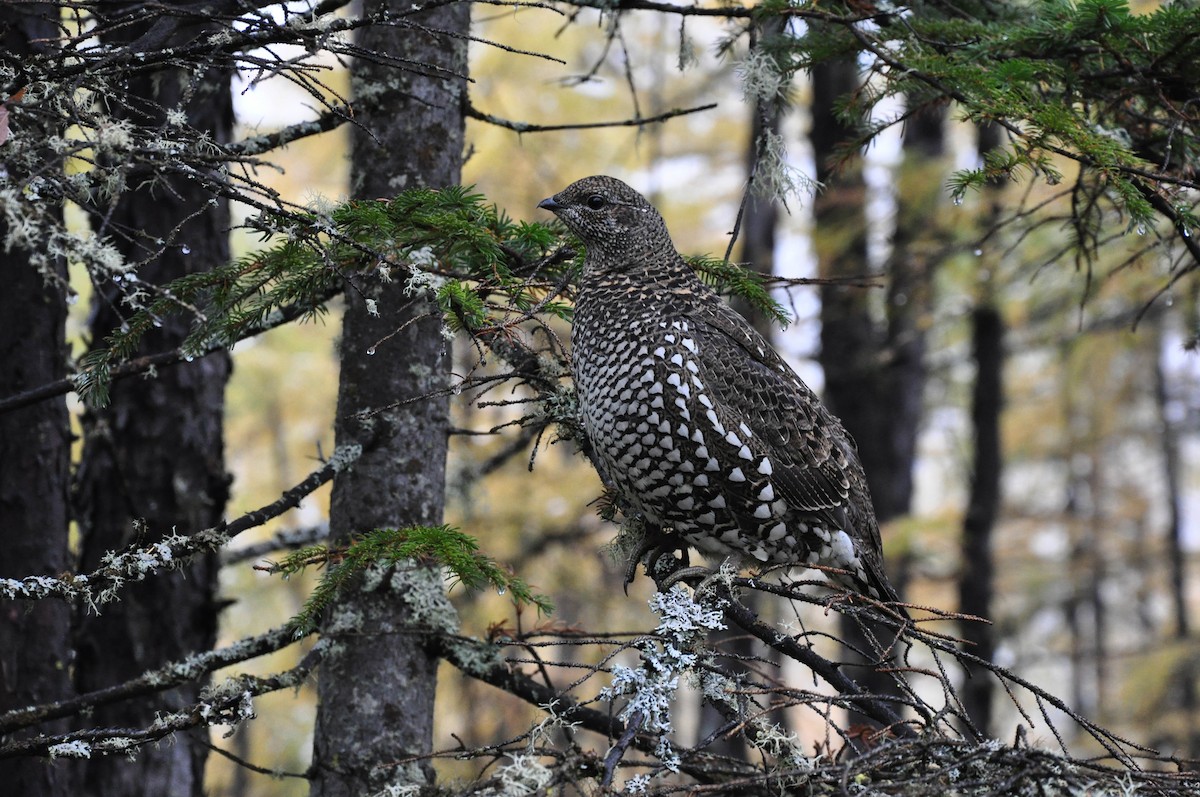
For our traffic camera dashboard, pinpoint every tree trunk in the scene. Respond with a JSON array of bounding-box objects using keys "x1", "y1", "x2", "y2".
[
  {"x1": 811, "y1": 56, "x2": 937, "y2": 727},
  {"x1": 0, "y1": 11, "x2": 78, "y2": 796},
  {"x1": 810, "y1": 57, "x2": 882, "y2": 728},
  {"x1": 1060, "y1": 342, "x2": 1098, "y2": 733},
  {"x1": 732, "y1": 17, "x2": 784, "y2": 336},
  {"x1": 811, "y1": 56, "x2": 871, "y2": 472},
  {"x1": 1157, "y1": 341, "x2": 1191, "y2": 644},
  {"x1": 957, "y1": 305, "x2": 1003, "y2": 734},
  {"x1": 814, "y1": 64, "x2": 933, "y2": 529},
  {"x1": 309, "y1": 4, "x2": 468, "y2": 795},
  {"x1": 954, "y1": 121, "x2": 1008, "y2": 737},
  {"x1": 72, "y1": 16, "x2": 233, "y2": 796}
]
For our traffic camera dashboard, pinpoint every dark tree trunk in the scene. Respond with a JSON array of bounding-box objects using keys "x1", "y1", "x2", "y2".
[
  {"x1": 954, "y1": 121, "x2": 1008, "y2": 737},
  {"x1": 811, "y1": 56, "x2": 871, "y2": 466},
  {"x1": 957, "y1": 305, "x2": 1003, "y2": 734},
  {"x1": 810, "y1": 58, "x2": 881, "y2": 727},
  {"x1": 71, "y1": 15, "x2": 233, "y2": 797},
  {"x1": 813, "y1": 61, "x2": 932, "y2": 530},
  {"x1": 878, "y1": 103, "x2": 941, "y2": 533},
  {"x1": 817, "y1": 100, "x2": 940, "y2": 533},
  {"x1": 0, "y1": 11, "x2": 78, "y2": 796},
  {"x1": 811, "y1": 56, "x2": 937, "y2": 727},
  {"x1": 309, "y1": 3, "x2": 468, "y2": 795},
  {"x1": 732, "y1": 17, "x2": 784, "y2": 335}
]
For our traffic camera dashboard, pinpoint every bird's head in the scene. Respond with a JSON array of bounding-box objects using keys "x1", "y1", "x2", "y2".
[{"x1": 538, "y1": 176, "x2": 675, "y2": 267}]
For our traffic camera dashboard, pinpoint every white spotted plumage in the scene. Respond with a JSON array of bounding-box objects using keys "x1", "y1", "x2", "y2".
[{"x1": 540, "y1": 175, "x2": 903, "y2": 605}]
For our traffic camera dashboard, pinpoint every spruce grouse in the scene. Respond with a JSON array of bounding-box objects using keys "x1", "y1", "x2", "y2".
[{"x1": 539, "y1": 175, "x2": 902, "y2": 605}]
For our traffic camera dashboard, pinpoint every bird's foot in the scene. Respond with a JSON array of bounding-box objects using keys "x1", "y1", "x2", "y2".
[
  {"x1": 657, "y1": 565, "x2": 713, "y2": 590},
  {"x1": 623, "y1": 528, "x2": 690, "y2": 593},
  {"x1": 657, "y1": 556, "x2": 740, "y2": 597}
]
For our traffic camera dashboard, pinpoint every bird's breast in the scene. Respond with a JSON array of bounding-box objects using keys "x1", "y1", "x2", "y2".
[{"x1": 572, "y1": 313, "x2": 815, "y2": 565}]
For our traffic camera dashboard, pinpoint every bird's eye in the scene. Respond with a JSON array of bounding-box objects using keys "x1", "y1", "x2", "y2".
[{"x1": 585, "y1": 194, "x2": 607, "y2": 210}]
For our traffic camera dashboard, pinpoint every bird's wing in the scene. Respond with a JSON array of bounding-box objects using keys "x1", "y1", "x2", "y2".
[
  {"x1": 685, "y1": 300, "x2": 902, "y2": 603},
  {"x1": 683, "y1": 300, "x2": 864, "y2": 527}
]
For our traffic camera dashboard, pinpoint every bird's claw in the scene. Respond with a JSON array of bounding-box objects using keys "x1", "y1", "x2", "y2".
[{"x1": 622, "y1": 530, "x2": 689, "y2": 594}]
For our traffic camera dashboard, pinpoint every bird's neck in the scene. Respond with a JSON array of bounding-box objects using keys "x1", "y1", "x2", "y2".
[
  {"x1": 577, "y1": 248, "x2": 711, "y2": 322},
  {"x1": 580, "y1": 243, "x2": 698, "y2": 292}
]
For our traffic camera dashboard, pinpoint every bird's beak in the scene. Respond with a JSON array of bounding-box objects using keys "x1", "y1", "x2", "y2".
[{"x1": 537, "y1": 197, "x2": 561, "y2": 212}]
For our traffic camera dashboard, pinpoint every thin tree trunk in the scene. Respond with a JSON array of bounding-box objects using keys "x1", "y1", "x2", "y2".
[
  {"x1": 954, "y1": 120, "x2": 1008, "y2": 737},
  {"x1": 957, "y1": 305, "x2": 1003, "y2": 734},
  {"x1": 733, "y1": 17, "x2": 783, "y2": 336},
  {"x1": 1060, "y1": 343, "x2": 1094, "y2": 733},
  {"x1": 1087, "y1": 461, "x2": 1109, "y2": 722},
  {"x1": 1060, "y1": 342, "x2": 1108, "y2": 731},
  {"x1": 1155, "y1": 327, "x2": 1190, "y2": 638},
  {"x1": 72, "y1": 15, "x2": 233, "y2": 796},
  {"x1": 0, "y1": 12, "x2": 78, "y2": 796},
  {"x1": 309, "y1": 3, "x2": 468, "y2": 794}
]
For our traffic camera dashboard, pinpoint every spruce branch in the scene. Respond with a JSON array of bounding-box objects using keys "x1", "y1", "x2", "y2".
[{"x1": 276, "y1": 525, "x2": 555, "y2": 636}]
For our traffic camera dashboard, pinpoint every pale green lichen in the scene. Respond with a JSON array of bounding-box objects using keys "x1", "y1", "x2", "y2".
[
  {"x1": 737, "y1": 48, "x2": 788, "y2": 105},
  {"x1": 442, "y1": 635, "x2": 504, "y2": 674},
  {"x1": 600, "y1": 586, "x2": 727, "y2": 776},
  {"x1": 402, "y1": 254, "x2": 445, "y2": 297},
  {"x1": 1, "y1": 526, "x2": 229, "y2": 610},
  {"x1": 488, "y1": 755, "x2": 554, "y2": 796},
  {"x1": 96, "y1": 118, "x2": 135, "y2": 150},
  {"x1": 369, "y1": 783, "x2": 423, "y2": 797},
  {"x1": 752, "y1": 129, "x2": 818, "y2": 206},
  {"x1": 329, "y1": 444, "x2": 363, "y2": 472},
  {"x1": 324, "y1": 600, "x2": 366, "y2": 636},
  {"x1": 393, "y1": 565, "x2": 459, "y2": 634},
  {"x1": 48, "y1": 740, "x2": 93, "y2": 759},
  {"x1": 366, "y1": 762, "x2": 428, "y2": 797},
  {"x1": 677, "y1": 27, "x2": 698, "y2": 72}
]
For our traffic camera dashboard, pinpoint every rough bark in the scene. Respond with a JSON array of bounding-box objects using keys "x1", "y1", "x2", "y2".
[
  {"x1": 0, "y1": 11, "x2": 78, "y2": 795},
  {"x1": 957, "y1": 305, "x2": 1003, "y2": 735},
  {"x1": 309, "y1": 3, "x2": 468, "y2": 795},
  {"x1": 71, "y1": 14, "x2": 233, "y2": 796}
]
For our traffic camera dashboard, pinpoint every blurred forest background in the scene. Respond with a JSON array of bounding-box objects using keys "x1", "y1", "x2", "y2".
[
  {"x1": 2, "y1": 0, "x2": 1199, "y2": 795},
  {"x1": 222, "y1": 2, "x2": 1200, "y2": 792}
]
